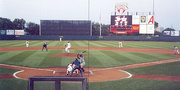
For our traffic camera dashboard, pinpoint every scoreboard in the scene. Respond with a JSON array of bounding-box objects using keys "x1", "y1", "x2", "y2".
[
  {"x1": 110, "y1": 15, "x2": 154, "y2": 35},
  {"x1": 111, "y1": 15, "x2": 132, "y2": 26},
  {"x1": 111, "y1": 15, "x2": 132, "y2": 34},
  {"x1": 40, "y1": 20, "x2": 91, "y2": 36}
]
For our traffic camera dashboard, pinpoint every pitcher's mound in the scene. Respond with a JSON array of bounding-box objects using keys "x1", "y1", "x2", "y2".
[{"x1": 51, "y1": 53, "x2": 88, "y2": 58}]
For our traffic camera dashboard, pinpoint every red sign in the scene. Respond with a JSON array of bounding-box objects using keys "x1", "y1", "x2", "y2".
[
  {"x1": 115, "y1": 31, "x2": 127, "y2": 34},
  {"x1": 132, "y1": 25, "x2": 139, "y2": 32}
]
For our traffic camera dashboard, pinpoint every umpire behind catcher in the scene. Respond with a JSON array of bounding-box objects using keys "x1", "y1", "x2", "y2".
[{"x1": 70, "y1": 58, "x2": 84, "y2": 77}]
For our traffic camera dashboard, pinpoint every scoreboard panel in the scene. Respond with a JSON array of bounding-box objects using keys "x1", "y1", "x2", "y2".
[
  {"x1": 110, "y1": 15, "x2": 154, "y2": 35},
  {"x1": 40, "y1": 20, "x2": 91, "y2": 36}
]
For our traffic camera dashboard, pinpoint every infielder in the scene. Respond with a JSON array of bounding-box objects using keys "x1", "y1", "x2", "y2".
[
  {"x1": 26, "y1": 40, "x2": 29, "y2": 47},
  {"x1": 42, "y1": 42, "x2": 48, "y2": 51},
  {"x1": 119, "y1": 41, "x2": 123, "y2": 48},
  {"x1": 174, "y1": 46, "x2": 179, "y2": 55},
  {"x1": 65, "y1": 41, "x2": 71, "y2": 53}
]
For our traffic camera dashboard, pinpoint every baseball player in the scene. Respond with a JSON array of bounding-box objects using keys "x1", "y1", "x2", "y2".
[
  {"x1": 119, "y1": 41, "x2": 123, "y2": 48},
  {"x1": 26, "y1": 40, "x2": 29, "y2": 47},
  {"x1": 42, "y1": 42, "x2": 48, "y2": 51},
  {"x1": 60, "y1": 37, "x2": 62, "y2": 42},
  {"x1": 66, "y1": 63, "x2": 78, "y2": 75},
  {"x1": 66, "y1": 64, "x2": 73, "y2": 75},
  {"x1": 70, "y1": 58, "x2": 83, "y2": 77},
  {"x1": 174, "y1": 46, "x2": 179, "y2": 55},
  {"x1": 77, "y1": 54, "x2": 85, "y2": 72},
  {"x1": 65, "y1": 41, "x2": 71, "y2": 53}
]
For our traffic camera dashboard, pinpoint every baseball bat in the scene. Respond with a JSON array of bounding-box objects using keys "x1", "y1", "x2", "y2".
[
  {"x1": 78, "y1": 51, "x2": 86, "y2": 55},
  {"x1": 82, "y1": 51, "x2": 86, "y2": 53}
]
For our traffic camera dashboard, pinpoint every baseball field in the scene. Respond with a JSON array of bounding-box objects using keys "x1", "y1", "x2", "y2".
[{"x1": 0, "y1": 40, "x2": 180, "y2": 90}]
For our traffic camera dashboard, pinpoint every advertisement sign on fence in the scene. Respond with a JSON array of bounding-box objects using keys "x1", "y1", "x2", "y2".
[
  {"x1": 171, "y1": 31, "x2": 179, "y2": 36},
  {"x1": 15, "y1": 30, "x2": 24, "y2": 35},
  {"x1": 6, "y1": 30, "x2": 15, "y2": 35},
  {"x1": 0, "y1": 30, "x2": 6, "y2": 35},
  {"x1": 163, "y1": 31, "x2": 171, "y2": 36}
]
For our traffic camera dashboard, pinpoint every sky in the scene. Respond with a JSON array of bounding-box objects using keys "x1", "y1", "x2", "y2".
[{"x1": 0, "y1": 0, "x2": 180, "y2": 30}]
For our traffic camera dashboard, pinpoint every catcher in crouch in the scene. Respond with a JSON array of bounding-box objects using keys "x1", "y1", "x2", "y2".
[{"x1": 66, "y1": 63, "x2": 78, "y2": 75}]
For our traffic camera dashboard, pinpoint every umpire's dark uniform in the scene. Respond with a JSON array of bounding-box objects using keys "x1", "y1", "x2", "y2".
[{"x1": 70, "y1": 58, "x2": 83, "y2": 77}]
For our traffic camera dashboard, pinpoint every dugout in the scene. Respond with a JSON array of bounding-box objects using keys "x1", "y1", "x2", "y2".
[{"x1": 40, "y1": 20, "x2": 91, "y2": 36}]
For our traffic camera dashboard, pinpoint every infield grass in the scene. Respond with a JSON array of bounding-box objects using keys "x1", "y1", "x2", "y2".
[
  {"x1": 0, "y1": 40, "x2": 180, "y2": 68},
  {"x1": 0, "y1": 67, "x2": 18, "y2": 74},
  {"x1": 0, "y1": 49, "x2": 179, "y2": 68},
  {"x1": 126, "y1": 61, "x2": 180, "y2": 76}
]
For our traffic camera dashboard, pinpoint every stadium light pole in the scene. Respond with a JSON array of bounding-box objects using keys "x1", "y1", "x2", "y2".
[
  {"x1": 88, "y1": 0, "x2": 92, "y2": 36},
  {"x1": 99, "y1": 9, "x2": 102, "y2": 36},
  {"x1": 39, "y1": 21, "x2": 41, "y2": 36},
  {"x1": 153, "y1": 0, "x2": 155, "y2": 15},
  {"x1": 87, "y1": 0, "x2": 90, "y2": 80},
  {"x1": 87, "y1": 1, "x2": 91, "y2": 90},
  {"x1": 88, "y1": 0, "x2": 90, "y2": 20},
  {"x1": 100, "y1": 23, "x2": 102, "y2": 36},
  {"x1": 153, "y1": 0, "x2": 155, "y2": 34}
]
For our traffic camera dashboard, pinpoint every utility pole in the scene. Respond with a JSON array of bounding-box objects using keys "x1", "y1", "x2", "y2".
[
  {"x1": 88, "y1": 0, "x2": 92, "y2": 36},
  {"x1": 99, "y1": 9, "x2": 102, "y2": 36}
]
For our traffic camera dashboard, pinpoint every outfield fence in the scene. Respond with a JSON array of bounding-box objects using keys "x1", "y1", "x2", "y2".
[{"x1": 1, "y1": 35, "x2": 180, "y2": 42}]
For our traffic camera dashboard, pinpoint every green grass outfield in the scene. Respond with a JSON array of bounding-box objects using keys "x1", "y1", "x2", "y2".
[
  {"x1": 0, "y1": 40, "x2": 180, "y2": 49},
  {"x1": 0, "y1": 40, "x2": 180, "y2": 90}
]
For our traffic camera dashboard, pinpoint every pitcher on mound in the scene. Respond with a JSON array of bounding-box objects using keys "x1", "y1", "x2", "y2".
[{"x1": 65, "y1": 41, "x2": 71, "y2": 54}]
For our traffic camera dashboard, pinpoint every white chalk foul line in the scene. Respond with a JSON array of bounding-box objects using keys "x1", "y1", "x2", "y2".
[
  {"x1": 5, "y1": 58, "x2": 180, "y2": 80},
  {"x1": 0, "y1": 63, "x2": 93, "y2": 80},
  {"x1": 91, "y1": 67, "x2": 132, "y2": 79},
  {"x1": 119, "y1": 70, "x2": 133, "y2": 78},
  {"x1": 89, "y1": 70, "x2": 93, "y2": 75},
  {"x1": 0, "y1": 64, "x2": 56, "y2": 79},
  {"x1": 0, "y1": 64, "x2": 55, "y2": 72},
  {"x1": 13, "y1": 70, "x2": 25, "y2": 80}
]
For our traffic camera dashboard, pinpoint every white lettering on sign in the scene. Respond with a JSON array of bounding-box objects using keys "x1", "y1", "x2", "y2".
[{"x1": 115, "y1": 16, "x2": 128, "y2": 26}]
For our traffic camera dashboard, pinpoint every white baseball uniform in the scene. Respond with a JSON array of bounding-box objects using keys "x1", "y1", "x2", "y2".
[
  {"x1": 79, "y1": 57, "x2": 85, "y2": 68},
  {"x1": 65, "y1": 42, "x2": 71, "y2": 53},
  {"x1": 26, "y1": 41, "x2": 29, "y2": 47},
  {"x1": 174, "y1": 46, "x2": 179, "y2": 55},
  {"x1": 119, "y1": 42, "x2": 123, "y2": 48},
  {"x1": 66, "y1": 64, "x2": 78, "y2": 75}
]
